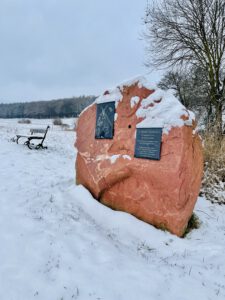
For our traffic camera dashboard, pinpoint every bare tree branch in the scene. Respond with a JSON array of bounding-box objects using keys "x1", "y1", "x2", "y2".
[{"x1": 144, "y1": 0, "x2": 225, "y2": 135}]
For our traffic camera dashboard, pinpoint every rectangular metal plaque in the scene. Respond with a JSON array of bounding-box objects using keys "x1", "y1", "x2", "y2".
[
  {"x1": 134, "y1": 128, "x2": 162, "y2": 160},
  {"x1": 95, "y1": 102, "x2": 115, "y2": 139}
]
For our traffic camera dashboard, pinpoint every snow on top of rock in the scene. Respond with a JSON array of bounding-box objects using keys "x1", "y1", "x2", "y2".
[
  {"x1": 119, "y1": 75, "x2": 157, "y2": 91},
  {"x1": 136, "y1": 89, "x2": 195, "y2": 134},
  {"x1": 94, "y1": 76, "x2": 195, "y2": 134},
  {"x1": 95, "y1": 75, "x2": 156, "y2": 106},
  {"x1": 185, "y1": 110, "x2": 195, "y2": 126},
  {"x1": 95, "y1": 87, "x2": 122, "y2": 106}
]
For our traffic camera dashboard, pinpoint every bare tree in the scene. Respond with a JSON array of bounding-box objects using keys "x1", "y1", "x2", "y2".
[
  {"x1": 159, "y1": 67, "x2": 212, "y2": 127},
  {"x1": 159, "y1": 71, "x2": 192, "y2": 108},
  {"x1": 144, "y1": 0, "x2": 225, "y2": 135},
  {"x1": 159, "y1": 67, "x2": 208, "y2": 108}
]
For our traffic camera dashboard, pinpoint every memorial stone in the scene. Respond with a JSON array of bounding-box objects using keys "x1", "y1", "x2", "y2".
[{"x1": 75, "y1": 77, "x2": 203, "y2": 237}]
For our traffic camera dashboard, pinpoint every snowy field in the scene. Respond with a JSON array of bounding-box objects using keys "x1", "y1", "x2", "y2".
[{"x1": 0, "y1": 118, "x2": 225, "y2": 300}]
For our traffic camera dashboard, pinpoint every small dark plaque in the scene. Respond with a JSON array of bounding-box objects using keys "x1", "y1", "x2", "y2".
[
  {"x1": 95, "y1": 102, "x2": 115, "y2": 139},
  {"x1": 134, "y1": 128, "x2": 162, "y2": 160}
]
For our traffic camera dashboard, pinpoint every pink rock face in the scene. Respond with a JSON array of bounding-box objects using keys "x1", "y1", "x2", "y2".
[{"x1": 75, "y1": 79, "x2": 203, "y2": 237}]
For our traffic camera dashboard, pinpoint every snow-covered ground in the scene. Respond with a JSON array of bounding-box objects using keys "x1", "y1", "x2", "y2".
[{"x1": 0, "y1": 118, "x2": 225, "y2": 300}]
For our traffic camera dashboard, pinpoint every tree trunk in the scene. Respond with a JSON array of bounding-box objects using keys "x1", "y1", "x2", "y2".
[{"x1": 212, "y1": 102, "x2": 223, "y2": 138}]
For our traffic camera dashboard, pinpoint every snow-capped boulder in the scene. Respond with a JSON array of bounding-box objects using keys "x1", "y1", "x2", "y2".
[{"x1": 75, "y1": 76, "x2": 203, "y2": 237}]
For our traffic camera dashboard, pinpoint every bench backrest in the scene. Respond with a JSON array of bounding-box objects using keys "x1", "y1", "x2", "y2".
[
  {"x1": 30, "y1": 128, "x2": 47, "y2": 134},
  {"x1": 30, "y1": 126, "x2": 50, "y2": 144}
]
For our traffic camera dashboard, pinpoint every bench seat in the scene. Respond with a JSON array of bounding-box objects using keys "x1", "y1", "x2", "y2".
[{"x1": 15, "y1": 126, "x2": 50, "y2": 149}]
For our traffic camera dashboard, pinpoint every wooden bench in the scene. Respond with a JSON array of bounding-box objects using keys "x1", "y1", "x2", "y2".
[{"x1": 15, "y1": 126, "x2": 50, "y2": 149}]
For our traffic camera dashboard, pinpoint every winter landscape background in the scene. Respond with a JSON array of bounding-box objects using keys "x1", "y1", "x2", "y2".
[
  {"x1": 1, "y1": 0, "x2": 225, "y2": 299},
  {"x1": 0, "y1": 118, "x2": 225, "y2": 300}
]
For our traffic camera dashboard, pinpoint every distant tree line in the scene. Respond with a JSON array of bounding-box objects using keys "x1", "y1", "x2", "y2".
[{"x1": 0, "y1": 96, "x2": 96, "y2": 119}]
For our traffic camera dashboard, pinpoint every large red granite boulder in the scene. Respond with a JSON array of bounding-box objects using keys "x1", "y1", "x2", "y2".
[{"x1": 75, "y1": 77, "x2": 203, "y2": 236}]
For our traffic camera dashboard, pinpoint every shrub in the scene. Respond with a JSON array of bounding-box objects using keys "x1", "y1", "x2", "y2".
[
  {"x1": 18, "y1": 119, "x2": 31, "y2": 124},
  {"x1": 61, "y1": 123, "x2": 70, "y2": 130},
  {"x1": 183, "y1": 213, "x2": 201, "y2": 237},
  {"x1": 53, "y1": 118, "x2": 63, "y2": 126},
  {"x1": 202, "y1": 133, "x2": 225, "y2": 204}
]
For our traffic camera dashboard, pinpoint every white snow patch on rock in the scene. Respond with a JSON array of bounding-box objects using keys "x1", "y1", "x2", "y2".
[
  {"x1": 122, "y1": 155, "x2": 132, "y2": 160},
  {"x1": 130, "y1": 96, "x2": 140, "y2": 108},
  {"x1": 109, "y1": 154, "x2": 131, "y2": 164},
  {"x1": 90, "y1": 76, "x2": 195, "y2": 135},
  {"x1": 95, "y1": 154, "x2": 131, "y2": 163},
  {"x1": 109, "y1": 154, "x2": 121, "y2": 164},
  {"x1": 136, "y1": 89, "x2": 195, "y2": 134},
  {"x1": 95, "y1": 87, "x2": 122, "y2": 107},
  {"x1": 119, "y1": 75, "x2": 157, "y2": 91},
  {"x1": 185, "y1": 110, "x2": 196, "y2": 126}
]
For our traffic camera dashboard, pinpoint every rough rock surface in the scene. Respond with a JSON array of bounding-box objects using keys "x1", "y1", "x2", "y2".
[{"x1": 75, "y1": 77, "x2": 203, "y2": 237}]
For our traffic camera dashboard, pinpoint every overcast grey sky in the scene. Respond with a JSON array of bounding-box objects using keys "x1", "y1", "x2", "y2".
[{"x1": 0, "y1": 0, "x2": 162, "y2": 103}]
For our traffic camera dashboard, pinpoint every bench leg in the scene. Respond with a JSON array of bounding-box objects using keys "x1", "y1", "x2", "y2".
[
  {"x1": 17, "y1": 138, "x2": 48, "y2": 150},
  {"x1": 35, "y1": 144, "x2": 47, "y2": 150},
  {"x1": 24, "y1": 140, "x2": 33, "y2": 150}
]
